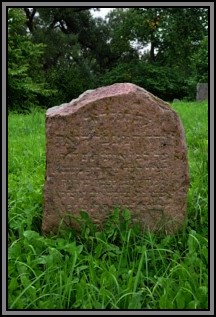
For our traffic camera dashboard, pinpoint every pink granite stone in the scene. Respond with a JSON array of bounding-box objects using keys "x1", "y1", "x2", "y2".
[{"x1": 42, "y1": 83, "x2": 189, "y2": 234}]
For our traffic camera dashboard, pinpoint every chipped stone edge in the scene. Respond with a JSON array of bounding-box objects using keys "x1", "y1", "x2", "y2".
[
  {"x1": 133, "y1": 84, "x2": 172, "y2": 111},
  {"x1": 46, "y1": 83, "x2": 172, "y2": 117},
  {"x1": 46, "y1": 89, "x2": 95, "y2": 116}
]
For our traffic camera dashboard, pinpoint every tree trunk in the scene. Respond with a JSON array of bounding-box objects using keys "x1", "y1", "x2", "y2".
[{"x1": 149, "y1": 40, "x2": 155, "y2": 62}]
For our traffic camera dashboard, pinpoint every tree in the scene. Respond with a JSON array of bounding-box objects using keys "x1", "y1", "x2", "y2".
[
  {"x1": 103, "y1": 7, "x2": 208, "y2": 100},
  {"x1": 10, "y1": 7, "x2": 208, "y2": 109},
  {"x1": 191, "y1": 36, "x2": 208, "y2": 83},
  {"x1": 21, "y1": 8, "x2": 120, "y2": 104},
  {"x1": 8, "y1": 8, "x2": 56, "y2": 112}
]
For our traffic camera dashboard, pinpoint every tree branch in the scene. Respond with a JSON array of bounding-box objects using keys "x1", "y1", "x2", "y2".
[{"x1": 24, "y1": 8, "x2": 37, "y2": 32}]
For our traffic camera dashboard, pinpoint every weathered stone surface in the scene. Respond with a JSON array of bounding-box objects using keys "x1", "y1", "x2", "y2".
[
  {"x1": 196, "y1": 83, "x2": 208, "y2": 101},
  {"x1": 42, "y1": 83, "x2": 189, "y2": 234}
]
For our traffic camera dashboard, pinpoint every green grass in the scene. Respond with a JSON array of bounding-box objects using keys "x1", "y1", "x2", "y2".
[{"x1": 8, "y1": 101, "x2": 208, "y2": 310}]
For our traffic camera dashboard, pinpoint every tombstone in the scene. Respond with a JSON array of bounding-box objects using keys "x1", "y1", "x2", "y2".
[
  {"x1": 42, "y1": 83, "x2": 189, "y2": 234},
  {"x1": 173, "y1": 98, "x2": 180, "y2": 103},
  {"x1": 196, "y1": 83, "x2": 208, "y2": 101}
]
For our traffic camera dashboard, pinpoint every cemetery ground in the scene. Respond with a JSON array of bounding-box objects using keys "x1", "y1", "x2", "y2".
[{"x1": 8, "y1": 101, "x2": 208, "y2": 310}]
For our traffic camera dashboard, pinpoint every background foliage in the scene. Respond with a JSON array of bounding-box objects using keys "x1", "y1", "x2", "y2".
[{"x1": 8, "y1": 7, "x2": 208, "y2": 112}]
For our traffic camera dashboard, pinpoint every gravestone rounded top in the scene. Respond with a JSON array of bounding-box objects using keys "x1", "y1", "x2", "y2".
[
  {"x1": 46, "y1": 83, "x2": 171, "y2": 117},
  {"x1": 43, "y1": 83, "x2": 189, "y2": 234}
]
